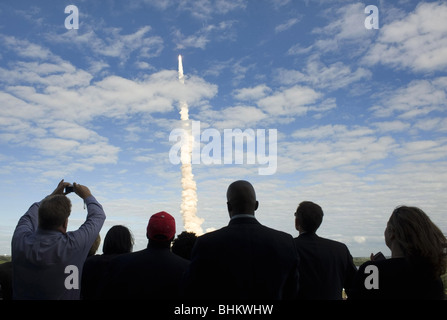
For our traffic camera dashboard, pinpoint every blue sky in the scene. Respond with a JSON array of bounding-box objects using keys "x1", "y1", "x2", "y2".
[{"x1": 1, "y1": 0, "x2": 446, "y2": 257}]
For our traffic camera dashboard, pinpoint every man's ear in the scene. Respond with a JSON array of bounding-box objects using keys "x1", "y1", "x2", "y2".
[
  {"x1": 254, "y1": 201, "x2": 259, "y2": 211},
  {"x1": 295, "y1": 217, "x2": 300, "y2": 231},
  {"x1": 63, "y1": 218, "x2": 68, "y2": 233},
  {"x1": 227, "y1": 202, "x2": 232, "y2": 217}
]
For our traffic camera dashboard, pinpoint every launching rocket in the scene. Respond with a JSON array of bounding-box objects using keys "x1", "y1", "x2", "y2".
[
  {"x1": 178, "y1": 55, "x2": 184, "y2": 84},
  {"x1": 177, "y1": 54, "x2": 204, "y2": 235}
]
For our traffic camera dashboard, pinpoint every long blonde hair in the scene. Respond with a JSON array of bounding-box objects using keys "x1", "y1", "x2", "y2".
[{"x1": 388, "y1": 206, "x2": 447, "y2": 277}]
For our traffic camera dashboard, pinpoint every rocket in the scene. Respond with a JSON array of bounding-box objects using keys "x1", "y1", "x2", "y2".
[
  {"x1": 178, "y1": 55, "x2": 184, "y2": 84},
  {"x1": 176, "y1": 54, "x2": 204, "y2": 235}
]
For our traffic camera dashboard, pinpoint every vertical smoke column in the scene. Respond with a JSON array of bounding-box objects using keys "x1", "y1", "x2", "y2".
[{"x1": 178, "y1": 55, "x2": 204, "y2": 235}]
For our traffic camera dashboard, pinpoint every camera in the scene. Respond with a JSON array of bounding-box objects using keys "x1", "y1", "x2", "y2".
[{"x1": 65, "y1": 185, "x2": 74, "y2": 194}]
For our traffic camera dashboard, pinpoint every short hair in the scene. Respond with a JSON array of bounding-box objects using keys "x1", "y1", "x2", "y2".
[
  {"x1": 102, "y1": 225, "x2": 134, "y2": 255},
  {"x1": 295, "y1": 201, "x2": 324, "y2": 233},
  {"x1": 38, "y1": 195, "x2": 72, "y2": 231},
  {"x1": 172, "y1": 231, "x2": 198, "y2": 260}
]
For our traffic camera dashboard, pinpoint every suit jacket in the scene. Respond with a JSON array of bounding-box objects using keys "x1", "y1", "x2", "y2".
[
  {"x1": 182, "y1": 216, "x2": 300, "y2": 300},
  {"x1": 294, "y1": 233, "x2": 357, "y2": 299},
  {"x1": 0, "y1": 262, "x2": 12, "y2": 300},
  {"x1": 81, "y1": 253, "x2": 122, "y2": 300},
  {"x1": 100, "y1": 245, "x2": 190, "y2": 299}
]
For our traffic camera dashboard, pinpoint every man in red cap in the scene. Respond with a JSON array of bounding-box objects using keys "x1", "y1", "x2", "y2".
[
  {"x1": 146, "y1": 211, "x2": 176, "y2": 242},
  {"x1": 98, "y1": 211, "x2": 189, "y2": 299}
]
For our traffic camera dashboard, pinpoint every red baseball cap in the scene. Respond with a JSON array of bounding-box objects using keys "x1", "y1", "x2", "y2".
[{"x1": 146, "y1": 211, "x2": 176, "y2": 241}]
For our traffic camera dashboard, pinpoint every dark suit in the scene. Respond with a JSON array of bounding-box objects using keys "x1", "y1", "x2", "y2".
[
  {"x1": 182, "y1": 216, "x2": 300, "y2": 300},
  {"x1": 101, "y1": 246, "x2": 190, "y2": 299},
  {"x1": 294, "y1": 233, "x2": 357, "y2": 299},
  {"x1": 81, "y1": 253, "x2": 121, "y2": 300},
  {"x1": 0, "y1": 262, "x2": 12, "y2": 300}
]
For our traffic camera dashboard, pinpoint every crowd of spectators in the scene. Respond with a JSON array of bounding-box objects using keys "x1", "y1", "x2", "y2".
[{"x1": 1, "y1": 179, "x2": 446, "y2": 300}]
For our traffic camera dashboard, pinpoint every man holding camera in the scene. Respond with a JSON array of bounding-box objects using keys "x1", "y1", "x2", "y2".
[{"x1": 11, "y1": 179, "x2": 106, "y2": 299}]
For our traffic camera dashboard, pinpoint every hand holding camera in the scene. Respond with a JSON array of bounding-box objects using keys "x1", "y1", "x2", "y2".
[
  {"x1": 51, "y1": 179, "x2": 71, "y2": 196},
  {"x1": 51, "y1": 179, "x2": 92, "y2": 200},
  {"x1": 65, "y1": 182, "x2": 92, "y2": 200},
  {"x1": 65, "y1": 185, "x2": 74, "y2": 194}
]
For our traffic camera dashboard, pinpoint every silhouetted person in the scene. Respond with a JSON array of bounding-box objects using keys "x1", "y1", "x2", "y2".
[
  {"x1": 11, "y1": 179, "x2": 106, "y2": 300},
  {"x1": 182, "y1": 180, "x2": 300, "y2": 300},
  {"x1": 293, "y1": 201, "x2": 357, "y2": 299},
  {"x1": 0, "y1": 261, "x2": 12, "y2": 300},
  {"x1": 101, "y1": 212, "x2": 189, "y2": 299},
  {"x1": 172, "y1": 231, "x2": 197, "y2": 260},
  {"x1": 101, "y1": 225, "x2": 134, "y2": 255},
  {"x1": 350, "y1": 206, "x2": 446, "y2": 299},
  {"x1": 81, "y1": 225, "x2": 134, "y2": 300}
]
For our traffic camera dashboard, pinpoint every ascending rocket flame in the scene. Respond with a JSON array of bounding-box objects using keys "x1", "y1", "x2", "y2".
[
  {"x1": 178, "y1": 54, "x2": 204, "y2": 235},
  {"x1": 178, "y1": 55, "x2": 184, "y2": 84}
]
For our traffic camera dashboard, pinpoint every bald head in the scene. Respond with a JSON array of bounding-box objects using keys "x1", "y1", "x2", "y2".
[{"x1": 226, "y1": 180, "x2": 259, "y2": 217}]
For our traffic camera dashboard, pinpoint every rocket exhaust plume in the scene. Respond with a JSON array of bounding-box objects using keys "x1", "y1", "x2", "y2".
[{"x1": 178, "y1": 55, "x2": 204, "y2": 235}]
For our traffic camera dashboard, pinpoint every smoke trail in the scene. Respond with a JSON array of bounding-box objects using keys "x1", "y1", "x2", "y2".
[{"x1": 178, "y1": 55, "x2": 204, "y2": 235}]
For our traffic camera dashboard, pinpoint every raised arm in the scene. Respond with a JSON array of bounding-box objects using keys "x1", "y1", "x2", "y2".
[
  {"x1": 69, "y1": 182, "x2": 106, "y2": 252},
  {"x1": 13, "y1": 179, "x2": 72, "y2": 238}
]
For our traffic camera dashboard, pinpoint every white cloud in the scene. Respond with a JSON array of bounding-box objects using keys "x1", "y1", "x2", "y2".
[
  {"x1": 353, "y1": 236, "x2": 366, "y2": 244},
  {"x1": 0, "y1": 37, "x2": 218, "y2": 182},
  {"x1": 287, "y1": 43, "x2": 313, "y2": 56},
  {"x1": 0, "y1": 61, "x2": 93, "y2": 89},
  {"x1": 363, "y1": 2, "x2": 447, "y2": 72},
  {"x1": 275, "y1": 57, "x2": 372, "y2": 91},
  {"x1": 34, "y1": 138, "x2": 81, "y2": 155},
  {"x1": 286, "y1": 124, "x2": 397, "y2": 172},
  {"x1": 46, "y1": 26, "x2": 164, "y2": 62},
  {"x1": 173, "y1": 29, "x2": 210, "y2": 49},
  {"x1": 307, "y1": 2, "x2": 374, "y2": 55},
  {"x1": 397, "y1": 139, "x2": 447, "y2": 162},
  {"x1": 369, "y1": 78, "x2": 447, "y2": 119},
  {"x1": 131, "y1": 0, "x2": 246, "y2": 20},
  {"x1": 414, "y1": 117, "x2": 447, "y2": 133},
  {"x1": 292, "y1": 124, "x2": 374, "y2": 140},
  {"x1": 3, "y1": 68, "x2": 216, "y2": 124},
  {"x1": 275, "y1": 17, "x2": 300, "y2": 33},
  {"x1": 372, "y1": 120, "x2": 411, "y2": 133},
  {"x1": 173, "y1": 21, "x2": 237, "y2": 50},
  {"x1": 257, "y1": 85, "x2": 323, "y2": 116},
  {"x1": 1, "y1": 34, "x2": 53, "y2": 60},
  {"x1": 177, "y1": 0, "x2": 246, "y2": 20},
  {"x1": 233, "y1": 84, "x2": 271, "y2": 101},
  {"x1": 312, "y1": 3, "x2": 367, "y2": 39},
  {"x1": 197, "y1": 105, "x2": 268, "y2": 129},
  {"x1": 46, "y1": 121, "x2": 99, "y2": 141}
]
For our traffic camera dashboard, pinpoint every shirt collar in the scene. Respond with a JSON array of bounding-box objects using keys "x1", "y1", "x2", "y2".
[{"x1": 230, "y1": 214, "x2": 257, "y2": 220}]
